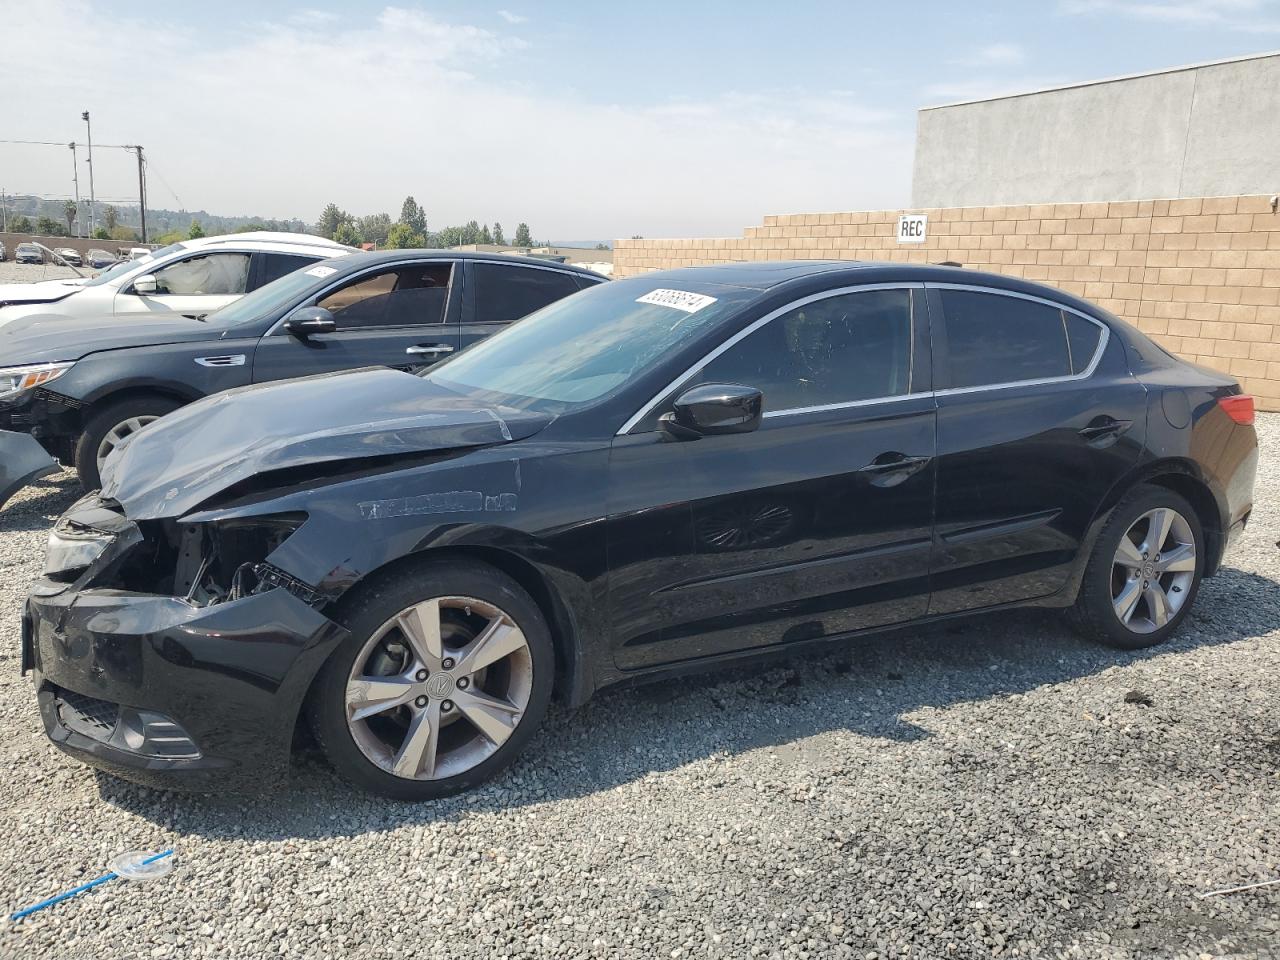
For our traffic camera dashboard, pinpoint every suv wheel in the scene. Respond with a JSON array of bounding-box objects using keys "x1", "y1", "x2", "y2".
[
  {"x1": 75, "y1": 395, "x2": 181, "y2": 490},
  {"x1": 1069, "y1": 484, "x2": 1204, "y2": 649},
  {"x1": 308, "y1": 558, "x2": 554, "y2": 800}
]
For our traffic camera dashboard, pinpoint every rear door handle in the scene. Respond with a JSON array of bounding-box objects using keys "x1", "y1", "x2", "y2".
[
  {"x1": 1079, "y1": 417, "x2": 1132, "y2": 446},
  {"x1": 858, "y1": 452, "x2": 933, "y2": 487},
  {"x1": 406, "y1": 344, "x2": 455, "y2": 357}
]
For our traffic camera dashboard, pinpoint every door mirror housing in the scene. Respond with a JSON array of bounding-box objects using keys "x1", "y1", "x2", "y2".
[
  {"x1": 132, "y1": 274, "x2": 158, "y2": 296},
  {"x1": 660, "y1": 383, "x2": 763, "y2": 440},
  {"x1": 285, "y1": 307, "x2": 338, "y2": 337}
]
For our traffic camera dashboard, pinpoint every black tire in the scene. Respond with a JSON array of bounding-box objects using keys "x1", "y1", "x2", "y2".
[
  {"x1": 1068, "y1": 483, "x2": 1204, "y2": 650},
  {"x1": 307, "y1": 557, "x2": 555, "y2": 801},
  {"x1": 74, "y1": 395, "x2": 182, "y2": 490}
]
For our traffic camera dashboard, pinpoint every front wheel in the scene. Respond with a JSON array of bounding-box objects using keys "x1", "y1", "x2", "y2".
[
  {"x1": 308, "y1": 558, "x2": 555, "y2": 800},
  {"x1": 74, "y1": 395, "x2": 182, "y2": 490},
  {"x1": 1069, "y1": 484, "x2": 1204, "y2": 650}
]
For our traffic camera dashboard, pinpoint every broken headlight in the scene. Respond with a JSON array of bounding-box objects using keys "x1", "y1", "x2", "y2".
[
  {"x1": 177, "y1": 513, "x2": 314, "y2": 607},
  {"x1": 44, "y1": 527, "x2": 112, "y2": 578}
]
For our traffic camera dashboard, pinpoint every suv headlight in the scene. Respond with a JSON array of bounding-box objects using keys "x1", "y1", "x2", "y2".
[{"x1": 0, "y1": 362, "x2": 75, "y2": 400}]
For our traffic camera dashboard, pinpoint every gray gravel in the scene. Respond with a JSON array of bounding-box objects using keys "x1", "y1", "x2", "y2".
[
  {"x1": 0, "y1": 423, "x2": 1277, "y2": 959},
  {"x1": 0, "y1": 261, "x2": 85, "y2": 284}
]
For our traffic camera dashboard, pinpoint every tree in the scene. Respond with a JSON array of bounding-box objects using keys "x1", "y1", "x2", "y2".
[
  {"x1": 35, "y1": 216, "x2": 68, "y2": 237},
  {"x1": 492, "y1": 222, "x2": 505, "y2": 245},
  {"x1": 479, "y1": 223, "x2": 493, "y2": 244},
  {"x1": 9, "y1": 214, "x2": 33, "y2": 233},
  {"x1": 188, "y1": 218, "x2": 206, "y2": 239},
  {"x1": 513, "y1": 222, "x2": 532, "y2": 247},
  {"x1": 91, "y1": 225, "x2": 109, "y2": 240},
  {"x1": 64, "y1": 200, "x2": 78, "y2": 235},
  {"x1": 433, "y1": 225, "x2": 464, "y2": 248},
  {"x1": 110, "y1": 226, "x2": 139, "y2": 242},
  {"x1": 399, "y1": 196, "x2": 427, "y2": 235},
  {"x1": 594, "y1": 242, "x2": 609, "y2": 250},
  {"x1": 316, "y1": 203, "x2": 350, "y2": 239},
  {"x1": 357, "y1": 213, "x2": 393, "y2": 247},
  {"x1": 332, "y1": 221, "x2": 362, "y2": 247},
  {"x1": 103, "y1": 205, "x2": 119, "y2": 231},
  {"x1": 384, "y1": 223, "x2": 425, "y2": 249}
]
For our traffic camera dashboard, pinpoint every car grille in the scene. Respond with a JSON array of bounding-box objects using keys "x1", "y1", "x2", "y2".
[{"x1": 56, "y1": 688, "x2": 120, "y2": 742}]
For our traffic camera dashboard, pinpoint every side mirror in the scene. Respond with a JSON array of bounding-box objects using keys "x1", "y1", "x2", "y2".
[
  {"x1": 660, "y1": 383, "x2": 763, "y2": 440},
  {"x1": 285, "y1": 307, "x2": 338, "y2": 337},
  {"x1": 132, "y1": 274, "x2": 158, "y2": 296}
]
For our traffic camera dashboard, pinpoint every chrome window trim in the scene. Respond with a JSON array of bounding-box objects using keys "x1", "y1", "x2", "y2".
[
  {"x1": 762, "y1": 391, "x2": 932, "y2": 419},
  {"x1": 925, "y1": 282, "x2": 1110, "y2": 396},
  {"x1": 616, "y1": 282, "x2": 924, "y2": 436}
]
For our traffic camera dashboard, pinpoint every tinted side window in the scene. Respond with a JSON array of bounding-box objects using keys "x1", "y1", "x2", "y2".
[
  {"x1": 940, "y1": 291, "x2": 1070, "y2": 389},
  {"x1": 254, "y1": 253, "x2": 319, "y2": 290},
  {"x1": 151, "y1": 253, "x2": 250, "y2": 295},
  {"x1": 697, "y1": 289, "x2": 914, "y2": 412},
  {"x1": 317, "y1": 263, "x2": 452, "y2": 328},
  {"x1": 472, "y1": 264, "x2": 581, "y2": 323},
  {"x1": 1065, "y1": 312, "x2": 1103, "y2": 374}
]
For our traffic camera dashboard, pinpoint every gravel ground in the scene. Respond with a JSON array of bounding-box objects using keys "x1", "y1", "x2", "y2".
[
  {"x1": 0, "y1": 261, "x2": 85, "y2": 284},
  {"x1": 0, "y1": 422, "x2": 1276, "y2": 958}
]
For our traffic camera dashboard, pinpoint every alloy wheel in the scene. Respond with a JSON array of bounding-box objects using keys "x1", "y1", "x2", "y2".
[
  {"x1": 96, "y1": 415, "x2": 161, "y2": 471},
  {"x1": 345, "y1": 596, "x2": 533, "y2": 781},
  {"x1": 1110, "y1": 507, "x2": 1196, "y2": 634}
]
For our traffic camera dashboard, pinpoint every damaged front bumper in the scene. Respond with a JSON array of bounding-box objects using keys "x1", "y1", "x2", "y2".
[
  {"x1": 23, "y1": 494, "x2": 350, "y2": 791},
  {"x1": 0, "y1": 428, "x2": 60, "y2": 509}
]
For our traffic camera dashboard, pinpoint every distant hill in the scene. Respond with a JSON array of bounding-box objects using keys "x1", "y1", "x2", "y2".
[{"x1": 0, "y1": 195, "x2": 310, "y2": 239}]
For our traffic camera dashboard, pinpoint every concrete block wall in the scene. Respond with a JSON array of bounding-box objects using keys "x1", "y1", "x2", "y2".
[{"x1": 614, "y1": 194, "x2": 1280, "y2": 410}]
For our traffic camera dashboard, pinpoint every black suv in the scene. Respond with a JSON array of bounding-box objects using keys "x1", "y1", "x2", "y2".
[{"x1": 0, "y1": 251, "x2": 603, "y2": 501}]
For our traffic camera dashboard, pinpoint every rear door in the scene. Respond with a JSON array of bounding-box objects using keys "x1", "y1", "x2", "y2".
[
  {"x1": 458, "y1": 261, "x2": 591, "y2": 351},
  {"x1": 928, "y1": 284, "x2": 1147, "y2": 614},
  {"x1": 249, "y1": 252, "x2": 324, "y2": 291},
  {"x1": 250, "y1": 260, "x2": 461, "y2": 383}
]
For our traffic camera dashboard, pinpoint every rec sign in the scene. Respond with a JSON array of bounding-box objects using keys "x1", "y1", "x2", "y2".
[{"x1": 896, "y1": 214, "x2": 928, "y2": 243}]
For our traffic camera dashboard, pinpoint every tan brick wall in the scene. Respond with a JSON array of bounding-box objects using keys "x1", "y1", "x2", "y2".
[{"x1": 615, "y1": 195, "x2": 1280, "y2": 410}]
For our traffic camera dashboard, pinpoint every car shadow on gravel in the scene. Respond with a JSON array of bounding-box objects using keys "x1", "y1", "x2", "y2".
[{"x1": 89, "y1": 562, "x2": 1280, "y2": 842}]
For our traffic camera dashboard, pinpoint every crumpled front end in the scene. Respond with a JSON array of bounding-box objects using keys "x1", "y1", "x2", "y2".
[{"x1": 25, "y1": 493, "x2": 350, "y2": 791}]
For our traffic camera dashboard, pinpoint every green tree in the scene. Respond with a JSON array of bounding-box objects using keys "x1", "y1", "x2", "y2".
[
  {"x1": 110, "y1": 226, "x2": 140, "y2": 242},
  {"x1": 234, "y1": 222, "x2": 268, "y2": 233},
  {"x1": 384, "y1": 223, "x2": 425, "y2": 249},
  {"x1": 9, "y1": 214, "x2": 32, "y2": 233},
  {"x1": 399, "y1": 197, "x2": 427, "y2": 235},
  {"x1": 316, "y1": 203, "x2": 350, "y2": 239},
  {"x1": 594, "y1": 242, "x2": 609, "y2": 250},
  {"x1": 513, "y1": 222, "x2": 532, "y2": 247},
  {"x1": 357, "y1": 213, "x2": 393, "y2": 246},
  {"x1": 188, "y1": 218, "x2": 206, "y2": 240},
  {"x1": 433, "y1": 225, "x2": 464, "y2": 248},
  {"x1": 103, "y1": 205, "x2": 119, "y2": 231},
  {"x1": 478, "y1": 224, "x2": 493, "y2": 244},
  {"x1": 492, "y1": 222, "x2": 505, "y2": 245},
  {"x1": 91, "y1": 225, "x2": 109, "y2": 240},
  {"x1": 332, "y1": 221, "x2": 362, "y2": 247},
  {"x1": 35, "y1": 216, "x2": 68, "y2": 236},
  {"x1": 63, "y1": 200, "x2": 78, "y2": 235}
]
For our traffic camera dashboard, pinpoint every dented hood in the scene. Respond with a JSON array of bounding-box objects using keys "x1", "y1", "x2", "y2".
[{"x1": 99, "y1": 368, "x2": 552, "y2": 520}]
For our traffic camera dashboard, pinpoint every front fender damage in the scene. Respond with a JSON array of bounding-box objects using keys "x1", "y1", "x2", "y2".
[{"x1": 0, "y1": 429, "x2": 59, "y2": 509}]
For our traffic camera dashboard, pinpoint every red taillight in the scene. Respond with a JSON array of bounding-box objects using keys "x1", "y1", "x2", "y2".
[{"x1": 1218, "y1": 394, "x2": 1255, "y2": 425}]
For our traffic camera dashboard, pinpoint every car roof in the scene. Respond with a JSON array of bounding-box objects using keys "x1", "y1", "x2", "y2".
[
  {"x1": 327, "y1": 248, "x2": 607, "y2": 281},
  {"x1": 181, "y1": 231, "x2": 355, "y2": 255}
]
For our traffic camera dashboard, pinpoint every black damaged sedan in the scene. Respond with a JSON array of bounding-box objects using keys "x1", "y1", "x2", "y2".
[{"x1": 24, "y1": 262, "x2": 1257, "y2": 799}]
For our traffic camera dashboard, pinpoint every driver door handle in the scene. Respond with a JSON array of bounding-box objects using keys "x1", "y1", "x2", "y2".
[
  {"x1": 406, "y1": 344, "x2": 455, "y2": 357},
  {"x1": 858, "y1": 452, "x2": 933, "y2": 487}
]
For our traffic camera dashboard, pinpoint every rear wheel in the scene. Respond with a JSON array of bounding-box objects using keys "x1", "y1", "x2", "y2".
[
  {"x1": 74, "y1": 395, "x2": 181, "y2": 490},
  {"x1": 308, "y1": 558, "x2": 554, "y2": 800},
  {"x1": 1069, "y1": 484, "x2": 1204, "y2": 649}
]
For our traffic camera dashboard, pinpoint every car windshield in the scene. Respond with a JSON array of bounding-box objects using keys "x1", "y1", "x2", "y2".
[
  {"x1": 427, "y1": 277, "x2": 760, "y2": 413},
  {"x1": 81, "y1": 242, "x2": 185, "y2": 286},
  {"x1": 201, "y1": 260, "x2": 338, "y2": 328}
]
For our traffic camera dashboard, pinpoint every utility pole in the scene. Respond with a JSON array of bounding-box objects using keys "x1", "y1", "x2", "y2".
[
  {"x1": 68, "y1": 142, "x2": 81, "y2": 237},
  {"x1": 131, "y1": 145, "x2": 147, "y2": 243},
  {"x1": 82, "y1": 111, "x2": 96, "y2": 236}
]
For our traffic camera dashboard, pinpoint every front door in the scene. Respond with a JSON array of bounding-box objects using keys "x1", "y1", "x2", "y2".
[
  {"x1": 251, "y1": 261, "x2": 461, "y2": 383},
  {"x1": 927, "y1": 286, "x2": 1148, "y2": 614},
  {"x1": 606, "y1": 285, "x2": 937, "y2": 670},
  {"x1": 115, "y1": 251, "x2": 252, "y2": 317}
]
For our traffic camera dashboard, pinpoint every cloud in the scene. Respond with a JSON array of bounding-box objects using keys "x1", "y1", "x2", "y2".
[
  {"x1": 0, "y1": 2, "x2": 911, "y2": 238},
  {"x1": 497, "y1": 9, "x2": 527, "y2": 24},
  {"x1": 951, "y1": 43, "x2": 1026, "y2": 67},
  {"x1": 1057, "y1": 0, "x2": 1280, "y2": 30}
]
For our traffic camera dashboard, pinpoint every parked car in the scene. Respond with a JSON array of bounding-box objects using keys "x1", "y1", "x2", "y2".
[
  {"x1": 53, "y1": 247, "x2": 83, "y2": 267},
  {"x1": 86, "y1": 248, "x2": 116, "y2": 269},
  {"x1": 0, "y1": 231, "x2": 353, "y2": 329},
  {"x1": 17, "y1": 261, "x2": 1256, "y2": 798},
  {"x1": 14, "y1": 243, "x2": 43, "y2": 264},
  {"x1": 0, "y1": 251, "x2": 603, "y2": 492}
]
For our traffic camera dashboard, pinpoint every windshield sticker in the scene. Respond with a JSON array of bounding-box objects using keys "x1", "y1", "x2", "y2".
[
  {"x1": 305, "y1": 265, "x2": 337, "y2": 278},
  {"x1": 636, "y1": 288, "x2": 718, "y2": 314}
]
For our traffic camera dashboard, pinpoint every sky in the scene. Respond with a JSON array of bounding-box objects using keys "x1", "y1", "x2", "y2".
[{"x1": 1, "y1": 0, "x2": 1278, "y2": 241}]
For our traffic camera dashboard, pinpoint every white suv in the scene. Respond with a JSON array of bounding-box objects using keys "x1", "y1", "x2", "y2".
[{"x1": 0, "y1": 232, "x2": 354, "y2": 329}]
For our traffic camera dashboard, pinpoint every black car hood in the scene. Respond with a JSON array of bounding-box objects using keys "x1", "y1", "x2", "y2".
[
  {"x1": 0, "y1": 312, "x2": 221, "y2": 363},
  {"x1": 99, "y1": 368, "x2": 552, "y2": 520}
]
